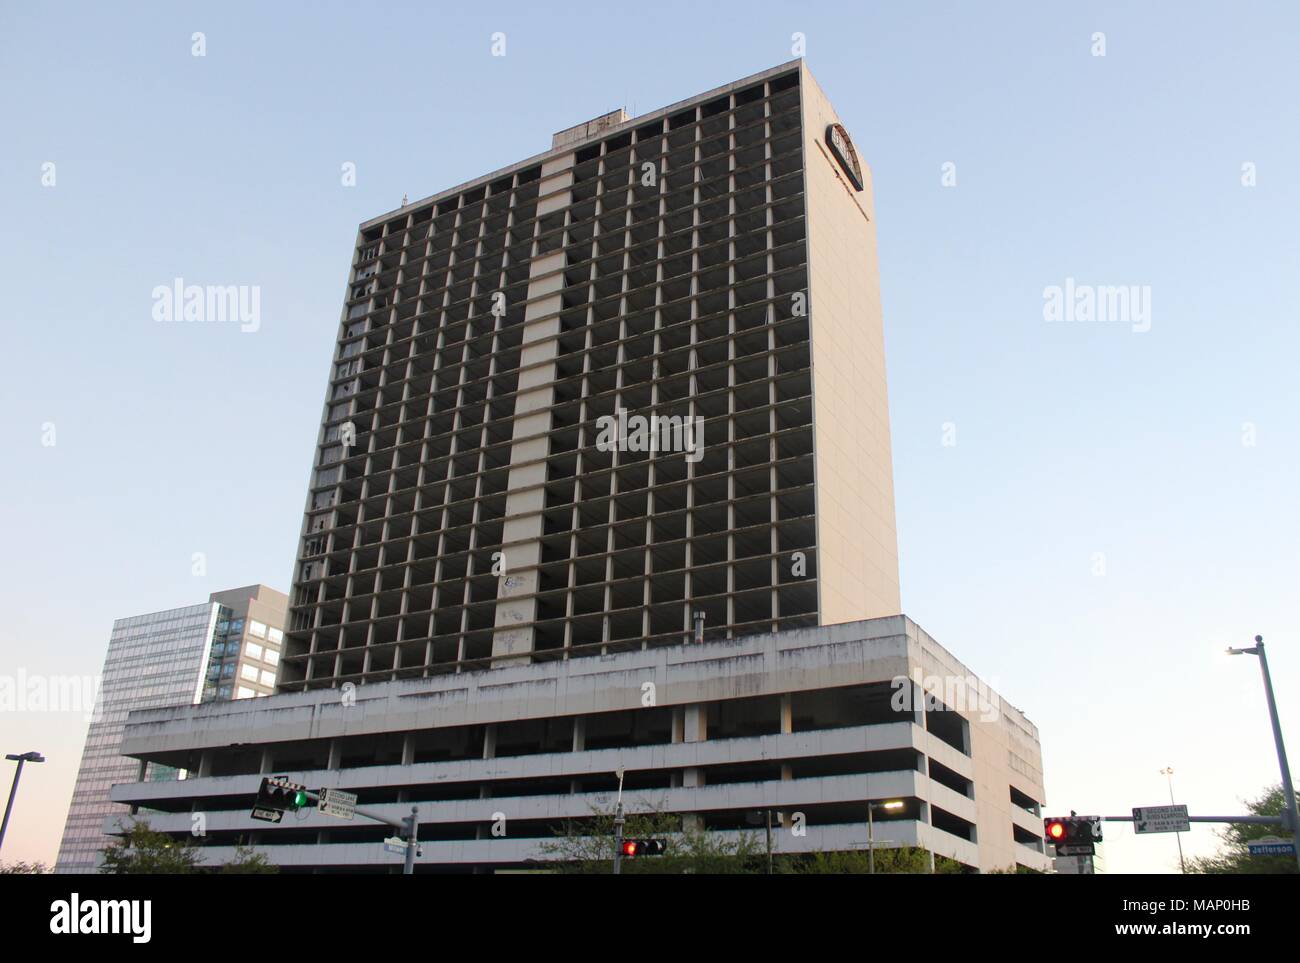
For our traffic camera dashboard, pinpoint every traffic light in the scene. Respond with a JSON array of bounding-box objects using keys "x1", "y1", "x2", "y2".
[
  {"x1": 251, "y1": 776, "x2": 311, "y2": 823},
  {"x1": 621, "y1": 838, "x2": 667, "y2": 857},
  {"x1": 1043, "y1": 815, "x2": 1103, "y2": 854},
  {"x1": 1044, "y1": 817, "x2": 1068, "y2": 844}
]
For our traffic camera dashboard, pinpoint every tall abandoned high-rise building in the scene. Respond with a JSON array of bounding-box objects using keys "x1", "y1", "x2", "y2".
[
  {"x1": 280, "y1": 60, "x2": 899, "y2": 689},
  {"x1": 108, "y1": 63, "x2": 1050, "y2": 873}
]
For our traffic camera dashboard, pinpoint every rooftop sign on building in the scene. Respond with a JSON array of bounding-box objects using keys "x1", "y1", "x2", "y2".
[
  {"x1": 552, "y1": 108, "x2": 629, "y2": 149},
  {"x1": 826, "y1": 123, "x2": 864, "y2": 191}
]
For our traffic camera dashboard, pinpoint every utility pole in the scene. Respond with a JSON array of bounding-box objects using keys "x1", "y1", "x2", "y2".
[
  {"x1": 1159, "y1": 767, "x2": 1186, "y2": 873},
  {"x1": 612, "y1": 767, "x2": 626, "y2": 875},
  {"x1": 1227, "y1": 635, "x2": 1300, "y2": 873},
  {"x1": 766, "y1": 808, "x2": 773, "y2": 875},
  {"x1": 868, "y1": 803, "x2": 875, "y2": 875},
  {"x1": 402, "y1": 805, "x2": 418, "y2": 876}
]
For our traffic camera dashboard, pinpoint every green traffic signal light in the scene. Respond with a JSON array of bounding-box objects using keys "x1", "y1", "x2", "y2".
[{"x1": 292, "y1": 790, "x2": 310, "y2": 809}]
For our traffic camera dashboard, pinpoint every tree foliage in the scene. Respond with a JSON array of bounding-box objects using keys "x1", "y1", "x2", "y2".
[
  {"x1": 99, "y1": 821, "x2": 279, "y2": 874},
  {"x1": 100, "y1": 821, "x2": 204, "y2": 874},
  {"x1": 221, "y1": 844, "x2": 280, "y2": 874},
  {"x1": 539, "y1": 805, "x2": 961, "y2": 874},
  {"x1": 0, "y1": 860, "x2": 50, "y2": 874},
  {"x1": 540, "y1": 807, "x2": 763, "y2": 873},
  {"x1": 1186, "y1": 784, "x2": 1297, "y2": 874},
  {"x1": 780, "y1": 846, "x2": 963, "y2": 874}
]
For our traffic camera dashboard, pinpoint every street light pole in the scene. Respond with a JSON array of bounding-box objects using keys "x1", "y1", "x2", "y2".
[
  {"x1": 867, "y1": 803, "x2": 875, "y2": 875},
  {"x1": 866, "y1": 800, "x2": 903, "y2": 875},
  {"x1": 1160, "y1": 767, "x2": 1187, "y2": 873},
  {"x1": 1, "y1": 751, "x2": 45, "y2": 856},
  {"x1": 612, "y1": 767, "x2": 626, "y2": 875},
  {"x1": 766, "y1": 808, "x2": 773, "y2": 876},
  {"x1": 1228, "y1": 635, "x2": 1300, "y2": 873}
]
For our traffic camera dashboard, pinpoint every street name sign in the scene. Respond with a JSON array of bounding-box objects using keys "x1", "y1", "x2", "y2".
[
  {"x1": 1247, "y1": 836, "x2": 1296, "y2": 856},
  {"x1": 383, "y1": 836, "x2": 409, "y2": 856}
]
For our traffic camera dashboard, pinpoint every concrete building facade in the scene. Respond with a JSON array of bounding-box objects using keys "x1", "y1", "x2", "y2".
[
  {"x1": 54, "y1": 585, "x2": 287, "y2": 873},
  {"x1": 279, "y1": 59, "x2": 899, "y2": 690},
  {"x1": 113, "y1": 617, "x2": 1048, "y2": 872},
  {"x1": 107, "y1": 62, "x2": 1049, "y2": 872}
]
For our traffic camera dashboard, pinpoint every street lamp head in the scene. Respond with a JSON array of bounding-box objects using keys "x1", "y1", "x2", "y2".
[
  {"x1": 882, "y1": 800, "x2": 904, "y2": 811},
  {"x1": 5, "y1": 752, "x2": 44, "y2": 763}
]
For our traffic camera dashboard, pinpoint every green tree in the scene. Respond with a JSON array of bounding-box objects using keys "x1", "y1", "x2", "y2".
[
  {"x1": 0, "y1": 860, "x2": 50, "y2": 874},
  {"x1": 540, "y1": 807, "x2": 762, "y2": 873},
  {"x1": 1186, "y1": 785, "x2": 1298, "y2": 874},
  {"x1": 100, "y1": 823, "x2": 283, "y2": 874},
  {"x1": 779, "y1": 846, "x2": 963, "y2": 874},
  {"x1": 99, "y1": 821, "x2": 203, "y2": 874},
  {"x1": 221, "y1": 845, "x2": 279, "y2": 874}
]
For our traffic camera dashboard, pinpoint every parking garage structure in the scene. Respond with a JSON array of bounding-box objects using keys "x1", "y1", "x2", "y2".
[{"x1": 111, "y1": 617, "x2": 1049, "y2": 872}]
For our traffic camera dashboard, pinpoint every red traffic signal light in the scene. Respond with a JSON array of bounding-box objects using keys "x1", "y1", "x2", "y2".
[
  {"x1": 1044, "y1": 815, "x2": 1103, "y2": 852},
  {"x1": 621, "y1": 838, "x2": 666, "y2": 857}
]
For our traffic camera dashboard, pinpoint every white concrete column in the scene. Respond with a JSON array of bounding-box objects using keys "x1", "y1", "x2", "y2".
[
  {"x1": 681, "y1": 704, "x2": 707, "y2": 832},
  {"x1": 570, "y1": 717, "x2": 586, "y2": 793},
  {"x1": 779, "y1": 693, "x2": 793, "y2": 782},
  {"x1": 492, "y1": 154, "x2": 575, "y2": 659}
]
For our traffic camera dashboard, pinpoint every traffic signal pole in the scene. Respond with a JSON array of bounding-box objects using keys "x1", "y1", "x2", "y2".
[
  {"x1": 403, "y1": 806, "x2": 418, "y2": 876},
  {"x1": 289, "y1": 787, "x2": 418, "y2": 874}
]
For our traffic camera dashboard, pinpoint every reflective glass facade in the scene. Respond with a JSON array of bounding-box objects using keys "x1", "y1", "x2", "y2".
[{"x1": 55, "y1": 585, "x2": 287, "y2": 873}]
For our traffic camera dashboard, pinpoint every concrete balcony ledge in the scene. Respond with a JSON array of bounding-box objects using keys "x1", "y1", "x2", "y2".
[
  {"x1": 111, "y1": 770, "x2": 926, "y2": 838},
  {"x1": 112, "y1": 721, "x2": 923, "y2": 806},
  {"x1": 121, "y1": 616, "x2": 925, "y2": 755}
]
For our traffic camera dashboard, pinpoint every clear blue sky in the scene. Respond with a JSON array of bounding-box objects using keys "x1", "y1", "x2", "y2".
[{"x1": 2, "y1": 1, "x2": 1297, "y2": 872}]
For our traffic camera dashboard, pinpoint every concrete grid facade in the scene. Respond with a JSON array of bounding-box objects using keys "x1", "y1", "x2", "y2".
[
  {"x1": 281, "y1": 59, "x2": 899, "y2": 690},
  {"x1": 108, "y1": 62, "x2": 1049, "y2": 872}
]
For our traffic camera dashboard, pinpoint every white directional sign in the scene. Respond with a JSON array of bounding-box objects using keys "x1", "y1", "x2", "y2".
[
  {"x1": 1247, "y1": 836, "x2": 1296, "y2": 856},
  {"x1": 317, "y1": 787, "x2": 357, "y2": 820},
  {"x1": 1133, "y1": 804, "x2": 1190, "y2": 834},
  {"x1": 1055, "y1": 843, "x2": 1095, "y2": 857}
]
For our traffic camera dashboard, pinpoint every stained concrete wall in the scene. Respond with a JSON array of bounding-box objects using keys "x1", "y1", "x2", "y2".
[{"x1": 115, "y1": 615, "x2": 1047, "y2": 872}]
